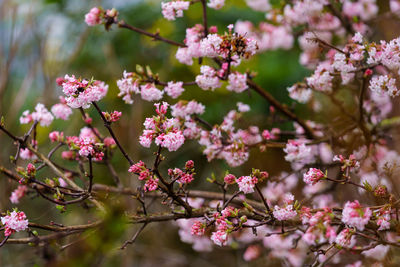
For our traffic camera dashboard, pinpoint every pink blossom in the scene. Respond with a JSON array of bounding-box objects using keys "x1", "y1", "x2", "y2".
[
  {"x1": 117, "y1": 70, "x2": 140, "y2": 104},
  {"x1": 185, "y1": 160, "x2": 194, "y2": 170},
  {"x1": 176, "y1": 47, "x2": 194, "y2": 65},
  {"x1": 303, "y1": 168, "x2": 326, "y2": 185},
  {"x1": 49, "y1": 131, "x2": 64, "y2": 142},
  {"x1": 227, "y1": 72, "x2": 248, "y2": 93},
  {"x1": 19, "y1": 110, "x2": 33, "y2": 124},
  {"x1": 18, "y1": 148, "x2": 34, "y2": 161},
  {"x1": 171, "y1": 100, "x2": 205, "y2": 118},
  {"x1": 139, "y1": 130, "x2": 154, "y2": 148},
  {"x1": 164, "y1": 81, "x2": 185, "y2": 99},
  {"x1": 103, "y1": 137, "x2": 116, "y2": 147},
  {"x1": 287, "y1": 83, "x2": 312, "y2": 103},
  {"x1": 1, "y1": 211, "x2": 29, "y2": 236},
  {"x1": 273, "y1": 205, "x2": 297, "y2": 221},
  {"x1": 335, "y1": 228, "x2": 356, "y2": 248},
  {"x1": 224, "y1": 174, "x2": 236, "y2": 184},
  {"x1": 196, "y1": 65, "x2": 221, "y2": 90},
  {"x1": 361, "y1": 244, "x2": 390, "y2": 261},
  {"x1": 61, "y1": 151, "x2": 75, "y2": 160},
  {"x1": 85, "y1": 7, "x2": 102, "y2": 26},
  {"x1": 208, "y1": 0, "x2": 225, "y2": 9},
  {"x1": 284, "y1": 139, "x2": 313, "y2": 163},
  {"x1": 369, "y1": 75, "x2": 399, "y2": 97},
  {"x1": 236, "y1": 175, "x2": 258, "y2": 194},
  {"x1": 191, "y1": 221, "x2": 205, "y2": 236},
  {"x1": 75, "y1": 137, "x2": 104, "y2": 161},
  {"x1": 155, "y1": 130, "x2": 185, "y2": 151},
  {"x1": 333, "y1": 154, "x2": 360, "y2": 171},
  {"x1": 51, "y1": 103, "x2": 72, "y2": 120},
  {"x1": 161, "y1": 1, "x2": 190, "y2": 20},
  {"x1": 20, "y1": 103, "x2": 54, "y2": 126},
  {"x1": 243, "y1": 245, "x2": 261, "y2": 261},
  {"x1": 332, "y1": 53, "x2": 356, "y2": 84},
  {"x1": 237, "y1": 102, "x2": 250, "y2": 112},
  {"x1": 128, "y1": 160, "x2": 146, "y2": 174},
  {"x1": 58, "y1": 178, "x2": 68, "y2": 187},
  {"x1": 341, "y1": 200, "x2": 371, "y2": 231},
  {"x1": 343, "y1": 0, "x2": 378, "y2": 21},
  {"x1": 306, "y1": 63, "x2": 333, "y2": 93},
  {"x1": 244, "y1": 38, "x2": 258, "y2": 56},
  {"x1": 102, "y1": 111, "x2": 122, "y2": 122},
  {"x1": 144, "y1": 177, "x2": 159, "y2": 192},
  {"x1": 262, "y1": 128, "x2": 280, "y2": 140},
  {"x1": 245, "y1": 0, "x2": 270, "y2": 11},
  {"x1": 79, "y1": 127, "x2": 97, "y2": 141},
  {"x1": 140, "y1": 83, "x2": 164, "y2": 102},
  {"x1": 26, "y1": 163, "x2": 36, "y2": 177},
  {"x1": 210, "y1": 230, "x2": 228, "y2": 246},
  {"x1": 179, "y1": 173, "x2": 194, "y2": 184},
  {"x1": 199, "y1": 34, "x2": 223, "y2": 58},
  {"x1": 60, "y1": 75, "x2": 108, "y2": 109},
  {"x1": 31, "y1": 103, "x2": 54, "y2": 126},
  {"x1": 9, "y1": 186, "x2": 28, "y2": 204}
]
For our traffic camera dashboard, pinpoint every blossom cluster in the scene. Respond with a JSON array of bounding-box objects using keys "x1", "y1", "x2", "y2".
[
  {"x1": 139, "y1": 102, "x2": 185, "y2": 152},
  {"x1": 116, "y1": 70, "x2": 185, "y2": 103},
  {"x1": 58, "y1": 75, "x2": 108, "y2": 109},
  {"x1": 168, "y1": 160, "x2": 195, "y2": 184},
  {"x1": 128, "y1": 161, "x2": 159, "y2": 192},
  {"x1": 1, "y1": 210, "x2": 29, "y2": 237}
]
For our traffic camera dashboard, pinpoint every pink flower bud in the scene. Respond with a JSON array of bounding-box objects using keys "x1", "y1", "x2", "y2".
[
  {"x1": 209, "y1": 26, "x2": 218, "y2": 33},
  {"x1": 224, "y1": 174, "x2": 236, "y2": 184},
  {"x1": 185, "y1": 160, "x2": 194, "y2": 170},
  {"x1": 56, "y1": 77, "x2": 65, "y2": 86}
]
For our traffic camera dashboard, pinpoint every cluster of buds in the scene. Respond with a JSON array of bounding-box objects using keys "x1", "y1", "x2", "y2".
[
  {"x1": 16, "y1": 163, "x2": 36, "y2": 185},
  {"x1": 49, "y1": 131, "x2": 64, "y2": 143},
  {"x1": 190, "y1": 221, "x2": 206, "y2": 236},
  {"x1": 273, "y1": 193, "x2": 299, "y2": 221},
  {"x1": 209, "y1": 206, "x2": 247, "y2": 246},
  {"x1": 303, "y1": 168, "x2": 327, "y2": 185},
  {"x1": 1, "y1": 209, "x2": 29, "y2": 237},
  {"x1": 116, "y1": 66, "x2": 166, "y2": 104},
  {"x1": 102, "y1": 111, "x2": 122, "y2": 123},
  {"x1": 300, "y1": 208, "x2": 336, "y2": 245},
  {"x1": 68, "y1": 137, "x2": 105, "y2": 161},
  {"x1": 374, "y1": 206, "x2": 392, "y2": 231},
  {"x1": 85, "y1": 7, "x2": 118, "y2": 30},
  {"x1": 262, "y1": 128, "x2": 281, "y2": 140},
  {"x1": 168, "y1": 160, "x2": 195, "y2": 184},
  {"x1": 223, "y1": 173, "x2": 236, "y2": 184},
  {"x1": 235, "y1": 169, "x2": 268, "y2": 194},
  {"x1": 57, "y1": 75, "x2": 108, "y2": 109},
  {"x1": 128, "y1": 161, "x2": 159, "y2": 192},
  {"x1": 373, "y1": 185, "x2": 389, "y2": 198},
  {"x1": 139, "y1": 102, "x2": 185, "y2": 152},
  {"x1": 333, "y1": 154, "x2": 360, "y2": 173}
]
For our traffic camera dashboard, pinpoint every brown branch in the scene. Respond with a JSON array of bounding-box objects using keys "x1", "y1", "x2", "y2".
[
  {"x1": 120, "y1": 223, "x2": 147, "y2": 249},
  {"x1": 246, "y1": 79, "x2": 316, "y2": 139},
  {"x1": 92, "y1": 101, "x2": 134, "y2": 165},
  {"x1": 255, "y1": 184, "x2": 272, "y2": 215},
  {"x1": 118, "y1": 20, "x2": 185, "y2": 47}
]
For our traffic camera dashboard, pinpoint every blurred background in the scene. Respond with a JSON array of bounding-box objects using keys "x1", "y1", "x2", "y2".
[{"x1": 1, "y1": 0, "x2": 399, "y2": 266}]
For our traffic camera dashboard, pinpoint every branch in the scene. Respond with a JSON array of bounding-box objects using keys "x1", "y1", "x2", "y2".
[
  {"x1": 92, "y1": 101, "x2": 134, "y2": 165},
  {"x1": 118, "y1": 20, "x2": 185, "y2": 47},
  {"x1": 246, "y1": 79, "x2": 316, "y2": 139},
  {"x1": 120, "y1": 223, "x2": 147, "y2": 249}
]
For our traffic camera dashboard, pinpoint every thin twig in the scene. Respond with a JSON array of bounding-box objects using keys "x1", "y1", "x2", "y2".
[{"x1": 120, "y1": 223, "x2": 148, "y2": 249}]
